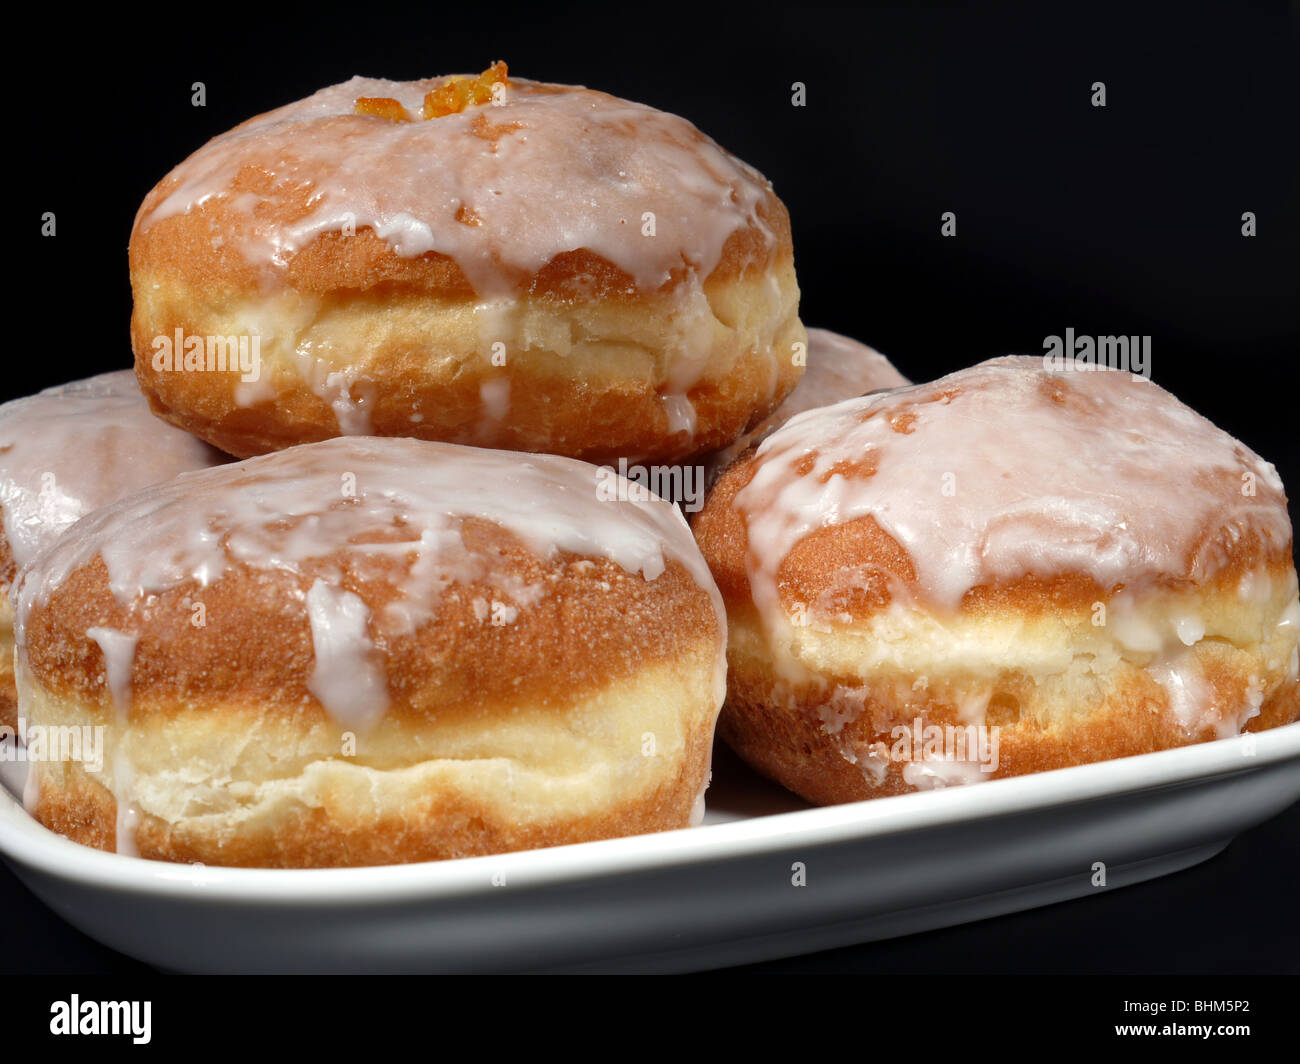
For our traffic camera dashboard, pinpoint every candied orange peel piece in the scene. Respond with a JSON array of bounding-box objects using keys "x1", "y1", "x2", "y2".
[
  {"x1": 354, "y1": 96, "x2": 411, "y2": 122},
  {"x1": 422, "y1": 61, "x2": 509, "y2": 119}
]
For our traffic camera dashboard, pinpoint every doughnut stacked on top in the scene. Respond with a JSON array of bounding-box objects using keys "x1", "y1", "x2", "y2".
[
  {"x1": 129, "y1": 66, "x2": 805, "y2": 463},
  {"x1": 693, "y1": 357, "x2": 1300, "y2": 803}
]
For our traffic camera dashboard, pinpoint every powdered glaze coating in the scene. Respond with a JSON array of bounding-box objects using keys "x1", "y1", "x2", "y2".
[
  {"x1": 137, "y1": 76, "x2": 777, "y2": 298},
  {"x1": 778, "y1": 329, "x2": 909, "y2": 420},
  {"x1": 15, "y1": 436, "x2": 727, "y2": 720},
  {"x1": 736, "y1": 356, "x2": 1292, "y2": 622},
  {"x1": 0, "y1": 372, "x2": 227, "y2": 577}
]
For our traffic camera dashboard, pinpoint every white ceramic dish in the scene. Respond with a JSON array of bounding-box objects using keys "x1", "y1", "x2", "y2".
[{"x1": 2, "y1": 723, "x2": 1298, "y2": 973}]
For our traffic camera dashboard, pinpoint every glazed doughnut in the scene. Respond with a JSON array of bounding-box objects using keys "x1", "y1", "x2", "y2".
[
  {"x1": 129, "y1": 65, "x2": 805, "y2": 464},
  {"x1": 0, "y1": 372, "x2": 226, "y2": 730},
  {"x1": 15, "y1": 436, "x2": 725, "y2": 867},
  {"x1": 693, "y1": 356, "x2": 1300, "y2": 803},
  {"x1": 705, "y1": 327, "x2": 908, "y2": 481}
]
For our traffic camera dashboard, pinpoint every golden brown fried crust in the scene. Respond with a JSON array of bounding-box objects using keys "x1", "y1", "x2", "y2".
[
  {"x1": 21, "y1": 519, "x2": 716, "y2": 726},
  {"x1": 0, "y1": 684, "x2": 14, "y2": 733},
  {"x1": 33, "y1": 713, "x2": 714, "y2": 867},
  {"x1": 0, "y1": 532, "x2": 14, "y2": 593},
  {"x1": 127, "y1": 121, "x2": 802, "y2": 463},
  {"x1": 128, "y1": 280, "x2": 805, "y2": 463},
  {"x1": 694, "y1": 448, "x2": 1293, "y2": 619},
  {"x1": 719, "y1": 646, "x2": 1300, "y2": 806}
]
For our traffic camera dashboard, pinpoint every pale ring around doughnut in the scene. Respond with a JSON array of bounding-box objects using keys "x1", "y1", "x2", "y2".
[{"x1": 130, "y1": 69, "x2": 806, "y2": 465}]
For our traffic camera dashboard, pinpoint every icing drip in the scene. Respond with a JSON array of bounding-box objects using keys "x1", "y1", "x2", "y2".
[
  {"x1": 18, "y1": 656, "x2": 40, "y2": 813},
  {"x1": 478, "y1": 378, "x2": 511, "y2": 429},
  {"x1": 689, "y1": 773, "x2": 710, "y2": 827},
  {"x1": 662, "y1": 394, "x2": 698, "y2": 437},
  {"x1": 0, "y1": 372, "x2": 226, "y2": 572},
  {"x1": 86, "y1": 626, "x2": 138, "y2": 712},
  {"x1": 86, "y1": 625, "x2": 140, "y2": 857},
  {"x1": 20, "y1": 749, "x2": 39, "y2": 811},
  {"x1": 304, "y1": 581, "x2": 389, "y2": 731},
  {"x1": 1148, "y1": 653, "x2": 1212, "y2": 733}
]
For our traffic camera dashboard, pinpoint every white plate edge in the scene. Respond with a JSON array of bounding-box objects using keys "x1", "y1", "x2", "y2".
[{"x1": 1, "y1": 722, "x2": 1297, "y2": 903}]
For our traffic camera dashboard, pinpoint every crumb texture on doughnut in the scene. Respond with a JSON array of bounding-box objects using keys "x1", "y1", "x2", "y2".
[
  {"x1": 16, "y1": 437, "x2": 726, "y2": 866},
  {"x1": 693, "y1": 356, "x2": 1300, "y2": 803},
  {"x1": 0, "y1": 372, "x2": 227, "y2": 731},
  {"x1": 129, "y1": 73, "x2": 805, "y2": 462}
]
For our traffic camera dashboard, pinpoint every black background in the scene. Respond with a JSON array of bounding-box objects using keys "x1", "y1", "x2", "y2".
[{"x1": 7, "y1": 2, "x2": 1299, "y2": 974}]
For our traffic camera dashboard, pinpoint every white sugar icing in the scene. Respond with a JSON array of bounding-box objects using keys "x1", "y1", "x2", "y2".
[
  {"x1": 777, "y1": 329, "x2": 910, "y2": 419},
  {"x1": 736, "y1": 356, "x2": 1291, "y2": 618},
  {"x1": 304, "y1": 580, "x2": 390, "y2": 732},
  {"x1": 15, "y1": 435, "x2": 726, "y2": 720},
  {"x1": 137, "y1": 76, "x2": 777, "y2": 300},
  {"x1": 0, "y1": 372, "x2": 227, "y2": 575},
  {"x1": 85, "y1": 625, "x2": 140, "y2": 856}
]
